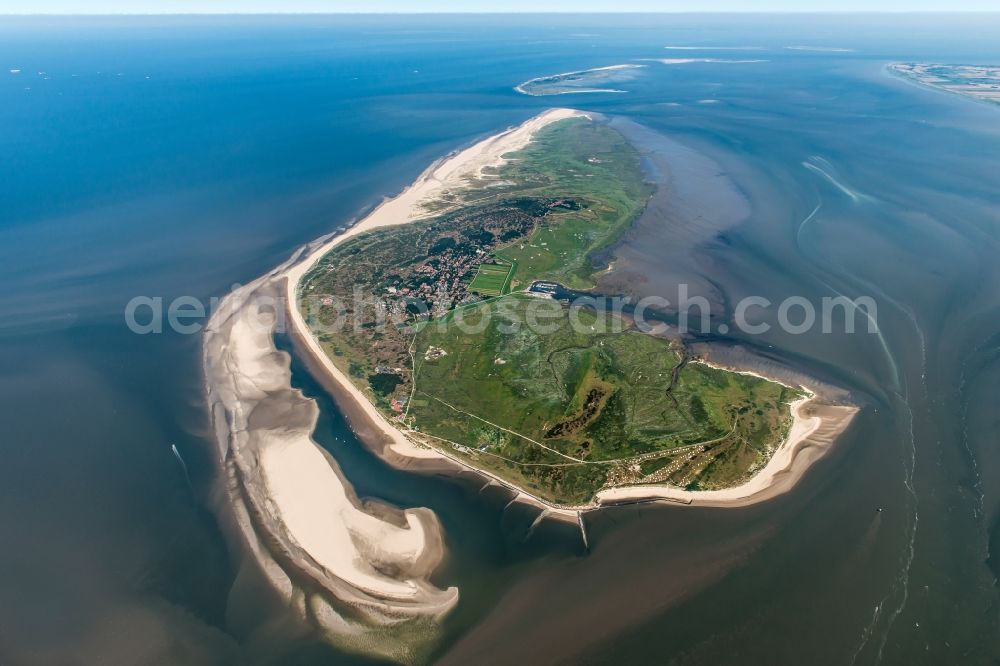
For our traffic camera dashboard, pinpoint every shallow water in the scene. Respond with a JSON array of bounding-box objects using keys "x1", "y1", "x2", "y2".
[{"x1": 1, "y1": 14, "x2": 998, "y2": 665}]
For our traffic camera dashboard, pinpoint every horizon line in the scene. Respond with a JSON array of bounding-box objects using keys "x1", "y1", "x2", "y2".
[{"x1": 3, "y1": 9, "x2": 1000, "y2": 15}]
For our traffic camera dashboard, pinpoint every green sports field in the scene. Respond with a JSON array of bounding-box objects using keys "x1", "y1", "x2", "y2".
[{"x1": 467, "y1": 262, "x2": 513, "y2": 296}]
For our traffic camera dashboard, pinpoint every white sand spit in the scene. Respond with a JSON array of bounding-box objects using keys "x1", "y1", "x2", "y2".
[{"x1": 205, "y1": 278, "x2": 456, "y2": 664}]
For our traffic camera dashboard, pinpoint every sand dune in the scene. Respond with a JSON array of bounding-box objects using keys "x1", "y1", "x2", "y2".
[{"x1": 204, "y1": 276, "x2": 456, "y2": 664}]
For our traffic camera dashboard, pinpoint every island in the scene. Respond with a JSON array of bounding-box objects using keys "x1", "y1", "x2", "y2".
[
  {"x1": 890, "y1": 62, "x2": 1000, "y2": 106},
  {"x1": 515, "y1": 64, "x2": 645, "y2": 96},
  {"x1": 294, "y1": 109, "x2": 841, "y2": 507},
  {"x1": 204, "y1": 108, "x2": 857, "y2": 663}
]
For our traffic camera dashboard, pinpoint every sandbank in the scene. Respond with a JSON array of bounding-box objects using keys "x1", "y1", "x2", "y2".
[{"x1": 205, "y1": 273, "x2": 456, "y2": 663}]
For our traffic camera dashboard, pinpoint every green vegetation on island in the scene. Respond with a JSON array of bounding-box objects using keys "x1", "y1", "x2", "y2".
[
  {"x1": 409, "y1": 296, "x2": 799, "y2": 504},
  {"x1": 300, "y1": 117, "x2": 800, "y2": 505}
]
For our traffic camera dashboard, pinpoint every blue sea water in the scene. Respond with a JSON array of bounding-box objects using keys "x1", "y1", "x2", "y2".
[{"x1": 1, "y1": 13, "x2": 999, "y2": 665}]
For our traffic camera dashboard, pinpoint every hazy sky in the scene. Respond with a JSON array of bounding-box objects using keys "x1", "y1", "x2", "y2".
[{"x1": 3, "y1": 0, "x2": 998, "y2": 13}]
